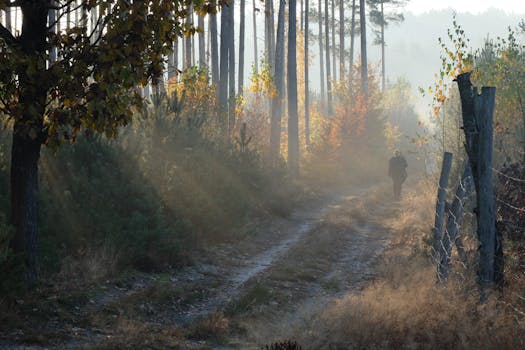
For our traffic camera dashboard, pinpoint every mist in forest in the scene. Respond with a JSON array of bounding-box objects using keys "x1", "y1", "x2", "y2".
[{"x1": 1, "y1": 1, "x2": 525, "y2": 349}]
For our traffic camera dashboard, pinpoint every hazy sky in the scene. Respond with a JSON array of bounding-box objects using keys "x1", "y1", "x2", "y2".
[{"x1": 406, "y1": 0, "x2": 525, "y2": 15}]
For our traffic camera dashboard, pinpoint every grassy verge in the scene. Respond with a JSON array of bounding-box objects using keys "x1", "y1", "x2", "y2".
[{"x1": 302, "y1": 179, "x2": 525, "y2": 349}]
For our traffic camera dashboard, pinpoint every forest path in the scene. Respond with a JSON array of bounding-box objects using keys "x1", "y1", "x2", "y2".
[{"x1": 0, "y1": 185, "x2": 395, "y2": 350}]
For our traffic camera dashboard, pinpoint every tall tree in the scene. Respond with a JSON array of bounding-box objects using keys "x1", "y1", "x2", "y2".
[
  {"x1": 368, "y1": 0, "x2": 407, "y2": 90},
  {"x1": 339, "y1": 0, "x2": 345, "y2": 78},
  {"x1": 265, "y1": 0, "x2": 275, "y2": 68},
  {"x1": 219, "y1": 2, "x2": 230, "y2": 132},
  {"x1": 325, "y1": 0, "x2": 332, "y2": 112},
  {"x1": 238, "y1": 0, "x2": 246, "y2": 93},
  {"x1": 305, "y1": 0, "x2": 310, "y2": 146},
  {"x1": 0, "y1": 0, "x2": 199, "y2": 286},
  {"x1": 252, "y1": 0, "x2": 259, "y2": 74},
  {"x1": 228, "y1": 0, "x2": 236, "y2": 134},
  {"x1": 288, "y1": 0, "x2": 300, "y2": 176},
  {"x1": 198, "y1": 14, "x2": 205, "y2": 68},
  {"x1": 185, "y1": 4, "x2": 193, "y2": 68},
  {"x1": 319, "y1": 0, "x2": 326, "y2": 108},
  {"x1": 349, "y1": 0, "x2": 356, "y2": 75},
  {"x1": 359, "y1": 0, "x2": 368, "y2": 96},
  {"x1": 331, "y1": 0, "x2": 336, "y2": 82},
  {"x1": 210, "y1": 12, "x2": 219, "y2": 86},
  {"x1": 270, "y1": 0, "x2": 286, "y2": 166}
]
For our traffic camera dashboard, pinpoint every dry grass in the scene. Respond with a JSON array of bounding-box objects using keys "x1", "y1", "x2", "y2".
[
  {"x1": 57, "y1": 243, "x2": 120, "y2": 285},
  {"x1": 301, "y1": 179, "x2": 525, "y2": 350}
]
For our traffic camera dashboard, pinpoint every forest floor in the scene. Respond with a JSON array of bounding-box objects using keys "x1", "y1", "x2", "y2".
[{"x1": 0, "y1": 183, "x2": 399, "y2": 349}]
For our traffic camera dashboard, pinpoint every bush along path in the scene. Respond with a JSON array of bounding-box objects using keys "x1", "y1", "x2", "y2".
[{"x1": 0, "y1": 185, "x2": 396, "y2": 349}]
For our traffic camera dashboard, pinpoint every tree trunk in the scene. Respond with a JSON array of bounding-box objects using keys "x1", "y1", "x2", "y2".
[
  {"x1": 325, "y1": 0, "x2": 332, "y2": 113},
  {"x1": 210, "y1": 13, "x2": 219, "y2": 86},
  {"x1": 253, "y1": 0, "x2": 259, "y2": 74},
  {"x1": 380, "y1": 1, "x2": 385, "y2": 90},
  {"x1": 9, "y1": 0, "x2": 49, "y2": 287},
  {"x1": 270, "y1": 0, "x2": 286, "y2": 166},
  {"x1": 228, "y1": 1, "x2": 236, "y2": 135},
  {"x1": 185, "y1": 5, "x2": 193, "y2": 69},
  {"x1": 304, "y1": 0, "x2": 310, "y2": 146},
  {"x1": 339, "y1": 0, "x2": 344, "y2": 79},
  {"x1": 219, "y1": 3, "x2": 230, "y2": 132},
  {"x1": 432, "y1": 152, "x2": 453, "y2": 269},
  {"x1": 239, "y1": 0, "x2": 246, "y2": 93},
  {"x1": 288, "y1": 0, "x2": 299, "y2": 177},
  {"x1": 265, "y1": 0, "x2": 275, "y2": 68},
  {"x1": 198, "y1": 14, "x2": 205, "y2": 68},
  {"x1": 319, "y1": 0, "x2": 326, "y2": 110},
  {"x1": 359, "y1": 0, "x2": 368, "y2": 97},
  {"x1": 331, "y1": 0, "x2": 336, "y2": 82},
  {"x1": 349, "y1": 0, "x2": 356, "y2": 76}
]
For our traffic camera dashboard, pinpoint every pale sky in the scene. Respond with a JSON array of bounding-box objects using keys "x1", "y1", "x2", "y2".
[{"x1": 406, "y1": 0, "x2": 525, "y2": 15}]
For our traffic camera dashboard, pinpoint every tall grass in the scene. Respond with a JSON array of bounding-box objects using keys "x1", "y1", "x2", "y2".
[{"x1": 304, "y1": 180, "x2": 525, "y2": 349}]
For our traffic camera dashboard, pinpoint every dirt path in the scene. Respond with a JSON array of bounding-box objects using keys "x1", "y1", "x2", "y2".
[{"x1": 0, "y1": 186, "x2": 395, "y2": 349}]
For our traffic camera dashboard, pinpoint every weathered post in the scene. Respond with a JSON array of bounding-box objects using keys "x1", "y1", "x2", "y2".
[
  {"x1": 433, "y1": 152, "x2": 453, "y2": 271},
  {"x1": 438, "y1": 162, "x2": 473, "y2": 280},
  {"x1": 456, "y1": 73, "x2": 497, "y2": 296},
  {"x1": 477, "y1": 87, "x2": 496, "y2": 292}
]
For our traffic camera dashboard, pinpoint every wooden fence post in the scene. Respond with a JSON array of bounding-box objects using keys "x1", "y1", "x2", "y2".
[
  {"x1": 456, "y1": 73, "x2": 497, "y2": 296},
  {"x1": 438, "y1": 162, "x2": 473, "y2": 280},
  {"x1": 433, "y1": 152, "x2": 453, "y2": 271}
]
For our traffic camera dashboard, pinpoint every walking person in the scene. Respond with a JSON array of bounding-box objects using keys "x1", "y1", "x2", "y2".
[{"x1": 388, "y1": 150, "x2": 408, "y2": 200}]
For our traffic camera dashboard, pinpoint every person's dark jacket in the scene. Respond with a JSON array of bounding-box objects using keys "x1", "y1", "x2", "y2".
[{"x1": 389, "y1": 155, "x2": 408, "y2": 181}]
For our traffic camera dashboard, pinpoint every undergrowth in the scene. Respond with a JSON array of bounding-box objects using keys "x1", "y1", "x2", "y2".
[{"x1": 303, "y1": 179, "x2": 525, "y2": 349}]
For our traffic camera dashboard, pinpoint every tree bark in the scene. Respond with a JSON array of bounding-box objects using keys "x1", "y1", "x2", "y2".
[
  {"x1": 9, "y1": 0, "x2": 49, "y2": 287},
  {"x1": 432, "y1": 152, "x2": 453, "y2": 268},
  {"x1": 252, "y1": 0, "x2": 259, "y2": 74},
  {"x1": 270, "y1": 0, "x2": 286, "y2": 166},
  {"x1": 265, "y1": 0, "x2": 275, "y2": 68},
  {"x1": 331, "y1": 0, "x2": 336, "y2": 82},
  {"x1": 219, "y1": 3, "x2": 230, "y2": 132},
  {"x1": 380, "y1": 1, "x2": 385, "y2": 90},
  {"x1": 228, "y1": 0, "x2": 236, "y2": 135},
  {"x1": 349, "y1": 0, "x2": 356, "y2": 77},
  {"x1": 319, "y1": 0, "x2": 326, "y2": 110},
  {"x1": 305, "y1": 0, "x2": 310, "y2": 147},
  {"x1": 359, "y1": 0, "x2": 368, "y2": 97},
  {"x1": 339, "y1": 0, "x2": 345, "y2": 79},
  {"x1": 198, "y1": 14, "x2": 205, "y2": 68},
  {"x1": 288, "y1": 0, "x2": 300, "y2": 177},
  {"x1": 325, "y1": 0, "x2": 332, "y2": 113},
  {"x1": 210, "y1": 13, "x2": 219, "y2": 86},
  {"x1": 185, "y1": 4, "x2": 193, "y2": 69},
  {"x1": 239, "y1": 0, "x2": 246, "y2": 93}
]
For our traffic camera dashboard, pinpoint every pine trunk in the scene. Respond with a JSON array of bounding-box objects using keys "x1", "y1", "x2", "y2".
[
  {"x1": 228, "y1": 1, "x2": 236, "y2": 135},
  {"x1": 288, "y1": 0, "x2": 299, "y2": 177},
  {"x1": 319, "y1": 0, "x2": 326, "y2": 108},
  {"x1": 239, "y1": 0, "x2": 246, "y2": 93},
  {"x1": 325, "y1": 0, "x2": 332, "y2": 113},
  {"x1": 339, "y1": 0, "x2": 344, "y2": 79},
  {"x1": 219, "y1": 3, "x2": 230, "y2": 132},
  {"x1": 304, "y1": 0, "x2": 310, "y2": 146},
  {"x1": 252, "y1": 0, "x2": 259, "y2": 74},
  {"x1": 349, "y1": 0, "x2": 356, "y2": 76},
  {"x1": 359, "y1": 0, "x2": 368, "y2": 97},
  {"x1": 210, "y1": 13, "x2": 219, "y2": 86},
  {"x1": 198, "y1": 14, "x2": 205, "y2": 68},
  {"x1": 270, "y1": 0, "x2": 286, "y2": 166}
]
